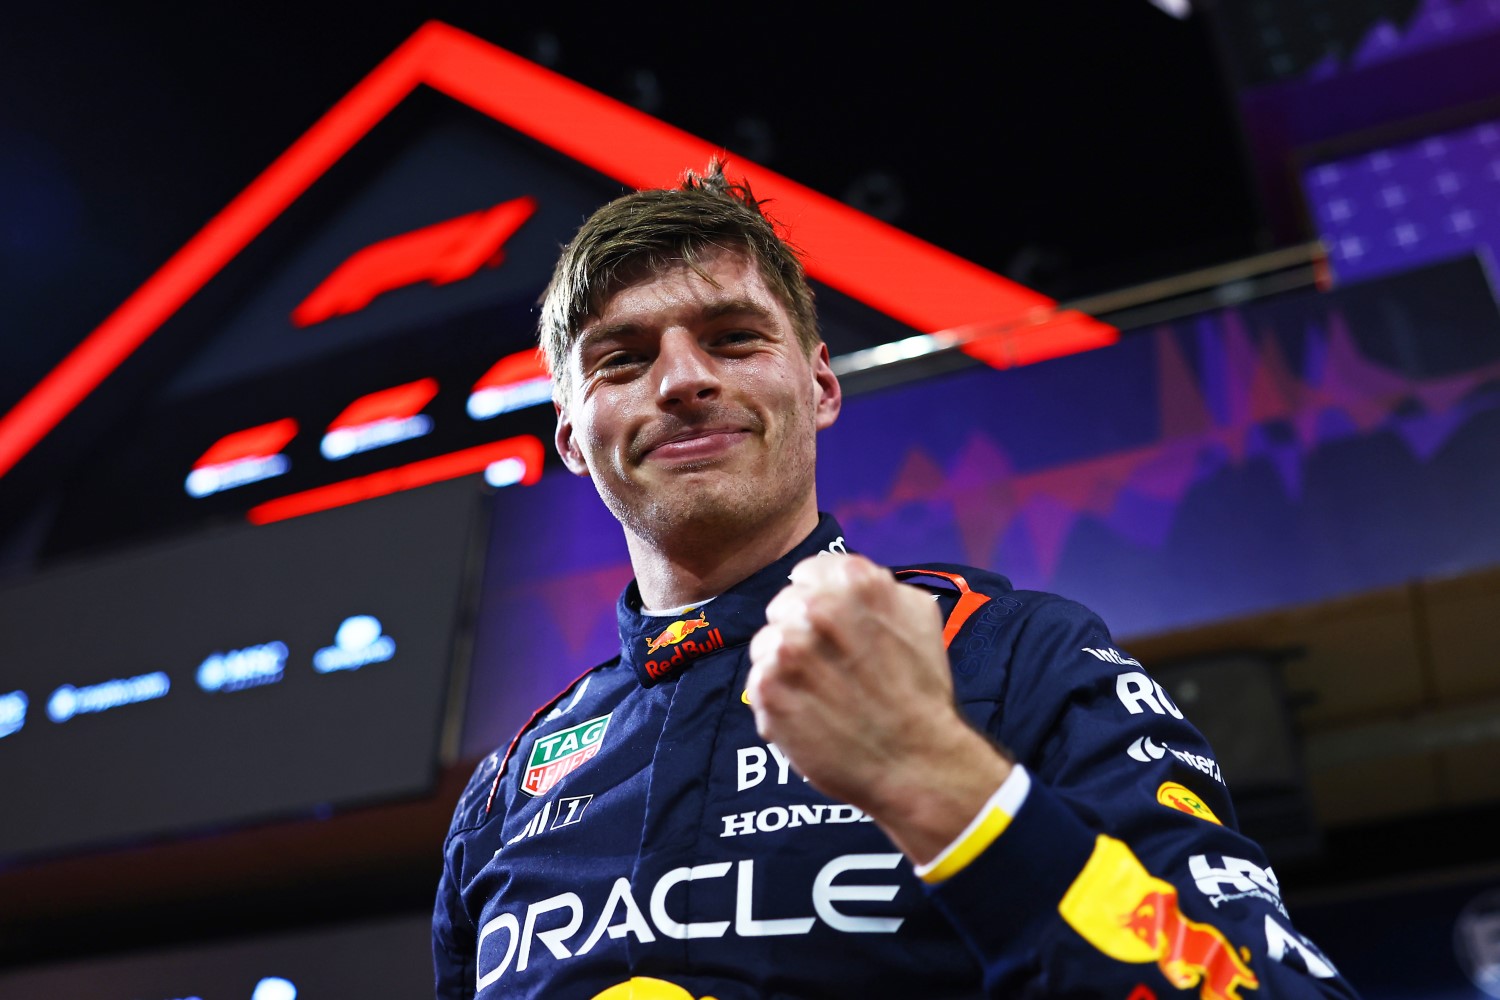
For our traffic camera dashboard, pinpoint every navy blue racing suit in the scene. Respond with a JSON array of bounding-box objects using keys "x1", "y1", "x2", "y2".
[{"x1": 433, "y1": 515, "x2": 1359, "y2": 998}]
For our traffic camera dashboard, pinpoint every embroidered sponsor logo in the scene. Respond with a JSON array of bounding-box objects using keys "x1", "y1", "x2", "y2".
[
  {"x1": 642, "y1": 614, "x2": 725, "y2": 679},
  {"x1": 521, "y1": 714, "x2": 611, "y2": 796},
  {"x1": 1128, "y1": 737, "x2": 1224, "y2": 784},
  {"x1": 508, "y1": 794, "x2": 593, "y2": 845},
  {"x1": 719, "y1": 802, "x2": 874, "y2": 838},
  {"x1": 645, "y1": 611, "x2": 711, "y2": 654},
  {"x1": 474, "y1": 853, "x2": 904, "y2": 992},
  {"x1": 1156, "y1": 782, "x2": 1222, "y2": 825},
  {"x1": 1124, "y1": 891, "x2": 1258, "y2": 998},
  {"x1": 1189, "y1": 854, "x2": 1286, "y2": 917},
  {"x1": 590, "y1": 979, "x2": 708, "y2": 1000},
  {"x1": 1128, "y1": 736, "x2": 1167, "y2": 761},
  {"x1": 1116, "y1": 671, "x2": 1185, "y2": 719},
  {"x1": 736, "y1": 743, "x2": 805, "y2": 790},
  {"x1": 1083, "y1": 646, "x2": 1143, "y2": 667},
  {"x1": 1264, "y1": 915, "x2": 1338, "y2": 979},
  {"x1": 1061, "y1": 837, "x2": 1257, "y2": 999}
]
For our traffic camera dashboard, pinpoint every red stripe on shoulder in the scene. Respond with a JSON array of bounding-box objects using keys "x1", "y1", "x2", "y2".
[{"x1": 894, "y1": 568, "x2": 992, "y2": 650}]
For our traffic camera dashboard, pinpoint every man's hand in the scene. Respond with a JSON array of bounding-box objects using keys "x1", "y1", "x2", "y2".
[{"x1": 745, "y1": 553, "x2": 1012, "y2": 866}]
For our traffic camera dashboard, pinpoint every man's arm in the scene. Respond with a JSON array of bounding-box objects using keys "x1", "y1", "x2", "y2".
[{"x1": 747, "y1": 553, "x2": 1359, "y2": 997}]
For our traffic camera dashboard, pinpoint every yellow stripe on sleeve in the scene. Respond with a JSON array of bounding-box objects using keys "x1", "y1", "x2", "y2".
[{"x1": 915, "y1": 765, "x2": 1031, "y2": 884}]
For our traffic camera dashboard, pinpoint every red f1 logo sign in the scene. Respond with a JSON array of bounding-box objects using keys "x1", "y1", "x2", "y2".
[
  {"x1": 0, "y1": 21, "x2": 1114, "y2": 482},
  {"x1": 292, "y1": 196, "x2": 536, "y2": 326}
]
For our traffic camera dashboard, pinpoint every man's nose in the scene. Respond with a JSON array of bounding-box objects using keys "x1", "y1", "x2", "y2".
[{"x1": 654, "y1": 331, "x2": 720, "y2": 405}]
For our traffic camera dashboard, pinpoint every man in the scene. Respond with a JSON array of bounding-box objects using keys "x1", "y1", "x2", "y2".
[{"x1": 433, "y1": 163, "x2": 1359, "y2": 998}]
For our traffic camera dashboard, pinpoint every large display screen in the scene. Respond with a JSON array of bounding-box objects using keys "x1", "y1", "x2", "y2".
[
  {"x1": 0, "y1": 478, "x2": 482, "y2": 862},
  {"x1": 0, "y1": 914, "x2": 431, "y2": 1000}
]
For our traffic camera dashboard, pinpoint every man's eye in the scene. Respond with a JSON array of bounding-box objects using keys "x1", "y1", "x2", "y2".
[{"x1": 596, "y1": 352, "x2": 644, "y2": 370}]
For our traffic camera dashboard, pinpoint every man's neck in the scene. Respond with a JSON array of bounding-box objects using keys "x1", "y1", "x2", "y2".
[{"x1": 625, "y1": 502, "x2": 821, "y2": 610}]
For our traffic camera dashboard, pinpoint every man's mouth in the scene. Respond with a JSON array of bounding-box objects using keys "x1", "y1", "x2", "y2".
[{"x1": 641, "y1": 427, "x2": 750, "y2": 463}]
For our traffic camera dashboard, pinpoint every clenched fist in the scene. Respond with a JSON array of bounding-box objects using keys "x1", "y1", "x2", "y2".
[{"x1": 745, "y1": 553, "x2": 1011, "y2": 865}]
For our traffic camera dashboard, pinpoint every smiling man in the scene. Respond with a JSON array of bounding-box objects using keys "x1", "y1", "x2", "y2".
[{"x1": 432, "y1": 164, "x2": 1360, "y2": 999}]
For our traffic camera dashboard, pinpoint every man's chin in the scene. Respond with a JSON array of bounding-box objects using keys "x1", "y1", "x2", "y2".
[{"x1": 612, "y1": 484, "x2": 763, "y2": 545}]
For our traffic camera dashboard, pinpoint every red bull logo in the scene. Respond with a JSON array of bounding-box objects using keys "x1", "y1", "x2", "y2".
[
  {"x1": 590, "y1": 978, "x2": 719, "y2": 1000},
  {"x1": 1060, "y1": 835, "x2": 1257, "y2": 1000},
  {"x1": 1124, "y1": 890, "x2": 1257, "y2": 999},
  {"x1": 642, "y1": 612, "x2": 724, "y2": 680},
  {"x1": 645, "y1": 612, "x2": 710, "y2": 654}
]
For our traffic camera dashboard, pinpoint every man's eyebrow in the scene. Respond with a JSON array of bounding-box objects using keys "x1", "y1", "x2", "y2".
[
  {"x1": 577, "y1": 299, "x2": 777, "y2": 353},
  {"x1": 701, "y1": 298, "x2": 776, "y2": 323}
]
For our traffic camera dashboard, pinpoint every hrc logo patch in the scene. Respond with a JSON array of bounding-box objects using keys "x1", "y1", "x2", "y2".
[{"x1": 521, "y1": 713, "x2": 611, "y2": 796}]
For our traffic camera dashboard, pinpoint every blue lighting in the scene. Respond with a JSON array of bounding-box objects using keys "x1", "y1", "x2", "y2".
[
  {"x1": 313, "y1": 615, "x2": 396, "y2": 673},
  {"x1": 196, "y1": 641, "x2": 288, "y2": 693},
  {"x1": 184, "y1": 455, "x2": 290, "y2": 498},
  {"x1": 0, "y1": 691, "x2": 27, "y2": 739},
  {"x1": 466, "y1": 379, "x2": 553, "y2": 420},
  {"x1": 319, "y1": 414, "x2": 433, "y2": 460},
  {"x1": 46, "y1": 672, "x2": 170, "y2": 723},
  {"x1": 251, "y1": 978, "x2": 297, "y2": 1000}
]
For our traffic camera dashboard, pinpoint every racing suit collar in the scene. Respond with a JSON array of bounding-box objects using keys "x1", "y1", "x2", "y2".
[{"x1": 617, "y1": 513, "x2": 849, "y2": 687}]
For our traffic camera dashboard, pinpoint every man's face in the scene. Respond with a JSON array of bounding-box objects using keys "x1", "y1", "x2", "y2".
[{"x1": 555, "y1": 248, "x2": 840, "y2": 548}]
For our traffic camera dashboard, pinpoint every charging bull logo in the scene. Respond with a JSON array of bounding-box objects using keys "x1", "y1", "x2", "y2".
[
  {"x1": 1060, "y1": 835, "x2": 1258, "y2": 1000},
  {"x1": 645, "y1": 612, "x2": 710, "y2": 654},
  {"x1": 590, "y1": 978, "x2": 718, "y2": 1000},
  {"x1": 642, "y1": 612, "x2": 724, "y2": 680},
  {"x1": 1124, "y1": 891, "x2": 1257, "y2": 998}
]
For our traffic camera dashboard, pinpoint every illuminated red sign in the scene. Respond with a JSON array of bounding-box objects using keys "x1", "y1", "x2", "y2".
[
  {"x1": 292, "y1": 197, "x2": 536, "y2": 327},
  {"x1": 328, "y1": 378, "x2": 439, "y2": 429},
  {"x1": 468, "y1": 350, "x2": 551, "y2": 420},
  {"x1": 248, "y1": 435, "x2": 545, "y2": 524},
  {"x1": 0, "y1": 21, "x2": 1112, "y2": 483},
  {"x1": 322, "y1": 378, "x2": 440, "y2": 460},
  {"x1": 186, "y1": 418, "x2": 298, "y2": 498}
]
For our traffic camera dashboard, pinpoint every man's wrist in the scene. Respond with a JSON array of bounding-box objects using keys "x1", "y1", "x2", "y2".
[
  {"x1": 864, "y1": 727, "x2": 1013, "y2": 867},
  {"x1": 913, "y1": 764, "x2": 1031, "y2": 883}
]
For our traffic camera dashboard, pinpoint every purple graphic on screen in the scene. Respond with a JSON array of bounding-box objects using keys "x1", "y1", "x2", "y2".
[
  {"x1": 1307, "y1": 0, "x2": 1500, "y2": 79},
  {"x1": 818, "y1": 255, "x2": 1500, "y2": 638},
  {"x1": 1305, "y1": 116, "x2": 1500, "y2": 283},
  {"x1": 464, "y1": 256, "x2": 1500, "y2": 758}
]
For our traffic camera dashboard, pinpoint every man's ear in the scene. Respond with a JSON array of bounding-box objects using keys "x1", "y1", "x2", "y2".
[
  {"x1": 811, "y1": 342, "x2": 842, "y2": 431},
  {"x1": 554, "y1": 400, "x2": 591, "y2": 477}
]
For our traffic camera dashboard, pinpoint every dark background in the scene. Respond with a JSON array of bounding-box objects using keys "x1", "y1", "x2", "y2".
[{"x1": 0, "y1": 1, "x2": 1259, "y2": 428}]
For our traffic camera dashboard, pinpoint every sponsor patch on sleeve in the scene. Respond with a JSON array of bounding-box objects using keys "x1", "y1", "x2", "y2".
[
  {"x1": 1156, "y1": 781, "x2": 1222, "y2": 825},
  {"x1": 1059, "y1": 835, "x2": 1258, "y2": 998}
]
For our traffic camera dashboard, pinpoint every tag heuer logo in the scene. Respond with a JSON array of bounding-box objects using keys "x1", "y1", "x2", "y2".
[{"x1": 521, "y1": 713, "x2": 611, "y2": 796}]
